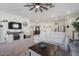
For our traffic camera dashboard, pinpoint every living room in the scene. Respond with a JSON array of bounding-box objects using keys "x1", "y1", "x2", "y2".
[{"x1": 0, "y1": 3, "x2": 79, "y2": 56}]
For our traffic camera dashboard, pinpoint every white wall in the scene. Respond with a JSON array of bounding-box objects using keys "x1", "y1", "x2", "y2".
[
  {"x1": 30, "y1": 17, "x2": 78, "y2": 39},
  {"x1": 30, "y1": 21, "x2": 65, "y2": 35},
  {"x1": 0, "y1": 12, "x2": 30, "y2": 34},
  {"x1": 0, "y1": 12, "x2": 30, "y2": 43}
]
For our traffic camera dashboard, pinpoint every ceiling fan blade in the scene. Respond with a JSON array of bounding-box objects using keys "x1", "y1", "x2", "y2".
[
  {"x1": 35, "y1": 8, "x2": 38, "y2": 12},
  {"x1": 41, "y1": 3, "x2": 55, "y2": 8},
  {"x1": 40, "y1": 6, "x2": 48, "y2": 10},
  {"x1": 50, "y1": 5, "x2": 55, "y2": 8},
  {"x1": 29, "y1": 6, "x2": 35, "y2": 10},
  {"x1": 24, "y1": 5, "x2": 34, "y2": 7},
  {"x1": 39, "y1": 7, "x2": 43, "y2": 12}
]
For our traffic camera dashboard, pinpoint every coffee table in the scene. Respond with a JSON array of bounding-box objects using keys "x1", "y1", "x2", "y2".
[{"x1": 29, "y1": 42, "x2": 59, "y2": 56}]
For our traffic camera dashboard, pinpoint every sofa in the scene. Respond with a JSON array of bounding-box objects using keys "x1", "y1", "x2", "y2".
[{"x1": 34, "y1": 32, "x2": 69, "y2": 51}]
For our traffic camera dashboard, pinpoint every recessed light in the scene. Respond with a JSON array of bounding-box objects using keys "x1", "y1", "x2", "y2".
[{"x1": 66, "y1": 11, "x2": 70, "y2": 14}]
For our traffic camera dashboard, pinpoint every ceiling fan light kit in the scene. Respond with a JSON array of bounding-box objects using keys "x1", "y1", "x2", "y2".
[{"x1": 24, "y1": 3, "x2": 55, "y2": 12}]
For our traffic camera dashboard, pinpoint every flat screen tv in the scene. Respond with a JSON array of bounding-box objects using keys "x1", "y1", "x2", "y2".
[{"x1": 8, "y1": 22, "x2": 22, "y2": 29}]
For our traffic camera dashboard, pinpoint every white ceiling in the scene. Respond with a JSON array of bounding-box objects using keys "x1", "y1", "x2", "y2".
[{"x1": 0, "y1": 3, "x2": 79, "y2": 22}]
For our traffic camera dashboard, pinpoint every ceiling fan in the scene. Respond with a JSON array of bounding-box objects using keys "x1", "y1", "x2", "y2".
[{"x1": 24, "y1": 3, "x2": 55, "y2": 12}]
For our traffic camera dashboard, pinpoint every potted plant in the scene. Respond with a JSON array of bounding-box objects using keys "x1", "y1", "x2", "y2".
[{"x1": 72, "y1": 17, "x2": 79, "y2": 40}]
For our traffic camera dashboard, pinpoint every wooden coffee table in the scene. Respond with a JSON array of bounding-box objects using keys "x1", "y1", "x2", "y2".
[{"x1": 29, "y1": 42, "x2": 59, "y2": 56}]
